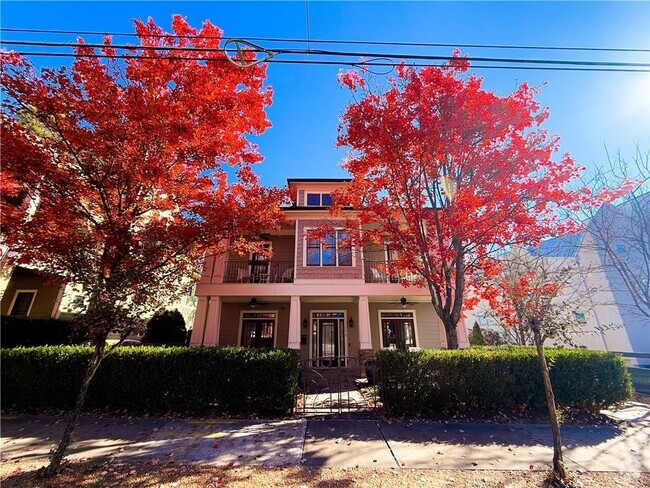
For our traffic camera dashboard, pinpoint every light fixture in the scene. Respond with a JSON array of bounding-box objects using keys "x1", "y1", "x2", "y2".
[
  {"x1": 349, "y1": 317, "x2": 355, "y2": 328},
  {"x1": 250, "y1": 297, "x2": 258, "y2": 308},
  {"x1": 302, "y1": 318, "x2": 308, "y2": 329},
  {"x1": 400, "y1": 297, "x2": 407, "y2": 308}
]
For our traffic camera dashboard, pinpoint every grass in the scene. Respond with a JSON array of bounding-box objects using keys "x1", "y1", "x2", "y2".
[{"x1": 629, "y1": 367, "x2": 650, "y2": 395}]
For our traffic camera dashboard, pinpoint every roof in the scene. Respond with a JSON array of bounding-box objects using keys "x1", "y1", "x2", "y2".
[
  {"x1": 281, "y1": 206, "x2": 354, "y2": 211},
  {"x1": 529, "y1": 232, "x2": 585, "y2": 258},
  {"x1": 286, "y1": 178, "x2": 352, "y2": 184}
]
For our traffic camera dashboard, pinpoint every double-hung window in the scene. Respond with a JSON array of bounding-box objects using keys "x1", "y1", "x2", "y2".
[{"x1": 306, "y1": 230, "x2": 352, "y2": 266}]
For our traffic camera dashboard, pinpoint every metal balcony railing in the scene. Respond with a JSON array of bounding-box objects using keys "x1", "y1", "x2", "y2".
[
  {"x1": 363, "y1": 260, "x2": 417, "y2": 284},
  {"x1": 223, "y1": 261, "x2": 294, "y2": 283}
]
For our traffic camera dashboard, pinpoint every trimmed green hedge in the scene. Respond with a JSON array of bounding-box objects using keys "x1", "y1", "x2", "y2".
[
  {"x1": 377, "y1": 347, "x2": 633, "y2": 417},
  {"x1": 1, "y1": 316, "x2": 88, "y2": 348},
  {"x1": 1, "y1": 346, "x2": 298, "y2": 416}
]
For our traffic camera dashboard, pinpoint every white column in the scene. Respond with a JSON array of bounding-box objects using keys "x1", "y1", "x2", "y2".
[
  {"x1": 358, "y1": 295, "x2": 372, "y2": 350},
  {"x1": 203, "y1": 297, "x2": 222, "y2": 346},
  {"x1": 288, "y1": 296, "x2": 301, "y2": 350},
  {"x1": 190, "y1": 297, "x2": 209, "y2": 347}
]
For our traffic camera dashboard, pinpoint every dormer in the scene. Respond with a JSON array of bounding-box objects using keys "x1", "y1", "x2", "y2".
[{"x1": 287, "y1": 178, "x2": 351, "y2": 208}]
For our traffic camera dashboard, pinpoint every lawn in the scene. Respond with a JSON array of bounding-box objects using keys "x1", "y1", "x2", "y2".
[{"x1": 629, "y1": 367, "x2": 650, "y2": 395}]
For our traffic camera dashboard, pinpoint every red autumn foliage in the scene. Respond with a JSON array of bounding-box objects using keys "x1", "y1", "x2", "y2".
[
  {"x1": 1, "y1": 15, "x2": 286, "y2": 326},
  {"x1": 1, "y1": 16, "x2": 288, "y2": 476},
  {"x1": 334, "y1": 53, "x2": 629, "y2": 349}
]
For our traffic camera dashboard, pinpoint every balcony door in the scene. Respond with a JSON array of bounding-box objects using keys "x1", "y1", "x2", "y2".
[
  {"x1": 311, "y1": 312, "x2": 346, "y2": 366},
  {"x1": 249, "y1": 242, "x2": 271, "y2": 283}
]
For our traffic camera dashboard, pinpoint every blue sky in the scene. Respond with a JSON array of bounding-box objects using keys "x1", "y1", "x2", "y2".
[{"x1": 2, "y1": 1, "x2": 649, "y2": 187}]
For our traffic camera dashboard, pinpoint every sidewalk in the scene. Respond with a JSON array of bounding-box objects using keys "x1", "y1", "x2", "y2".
[{"x1": 1, "y1": 409, "x2": 648, "y2": 473}]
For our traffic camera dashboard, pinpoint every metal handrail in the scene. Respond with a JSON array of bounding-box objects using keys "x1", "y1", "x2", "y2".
[
  {"x1": 223, "y1": 260, "x2": 294, "y2": 283},
  {"x1": 363, "y1": 260, "x2": 417, "y2": 283}
]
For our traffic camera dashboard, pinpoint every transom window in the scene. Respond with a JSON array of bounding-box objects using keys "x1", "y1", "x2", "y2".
[
  {"x1": 306, "y1": 193, "x2": 333, "y2": 206},
  {"x1": 306, "y1": 230, "x2": 352, "y2": 266}
]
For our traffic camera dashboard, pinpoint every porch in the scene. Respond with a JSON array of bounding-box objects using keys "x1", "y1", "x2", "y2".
[{"x1": 189, "y1": 295, "x2": 450, "y2": 358}]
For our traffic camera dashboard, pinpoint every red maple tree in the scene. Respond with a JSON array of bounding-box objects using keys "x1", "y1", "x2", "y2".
[
  {"x1": 1, "y1": 16, "x2": 285, "y2": 474},
  {"x1": 335, "y1": 54, "x2": 629, "y2": 349}
]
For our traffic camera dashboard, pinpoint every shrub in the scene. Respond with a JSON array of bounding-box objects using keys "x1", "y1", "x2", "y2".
[
  {"x1": 469, "y1": 323, "x2": 485, "y2": 346},
  {"x1": 141, "y1": 310, "x2": 187, "y2": 346},
  {"x1": 1, "y1": 346, "x2": 298, "y2": 416},
  {"x1": 376, "y1": 346, "x2": 633, "y2": 417},
  {"x1": 0, "y1": 316, "x2": 88, "y2": 348}
]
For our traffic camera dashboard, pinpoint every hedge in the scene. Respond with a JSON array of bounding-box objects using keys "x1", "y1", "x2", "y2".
[
  {"x1": 1, "y1": 316, "x2": 88, "y2": 348},
  {"x1": 376, "y1": 347, "x2": 633, "y2": 417},
  {"x1": 1, "y1": 346, "x2": 298, "y2": 416}
]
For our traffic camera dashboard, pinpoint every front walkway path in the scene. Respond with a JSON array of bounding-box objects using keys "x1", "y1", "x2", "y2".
[{"x1": 1, "y1": 411, "x2": 648, "y2": 472}]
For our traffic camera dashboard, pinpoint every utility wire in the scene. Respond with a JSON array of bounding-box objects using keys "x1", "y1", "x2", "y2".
[
  {"x1": 1, "y1": 27, "x2": 649, "y2": 53},
  {"x1": 10, "y1": 51, "x2": 650, "y2": 73},
  {"x1": 3, "y1": 39, "x2": 650, "y2": 69}
]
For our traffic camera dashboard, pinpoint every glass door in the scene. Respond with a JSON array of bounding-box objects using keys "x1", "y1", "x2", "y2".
[
  {"x1": 241, "y1": 312, "x2": 276, "y2": 348},
  {"x1": 311, "y1": 312, "x2": 346, "y2": 366},
  {"x1": 380, "y1": 312, "x2": 416, "y2": 350}
]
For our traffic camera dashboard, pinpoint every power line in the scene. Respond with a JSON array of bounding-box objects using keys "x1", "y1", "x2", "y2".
[
  {"x1": 3, "y1": 40, "x2": 650, "y2": 69},
  {"x1": 10, "y1": 51, "x2": 650, "y2": 73},
  {"x1": 1, "y1": 26, "x2": 649, "y2": 53}
]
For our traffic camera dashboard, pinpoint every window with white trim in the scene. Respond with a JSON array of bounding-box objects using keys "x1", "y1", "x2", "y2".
[
  {"x1": 306, "y1": 193, "x2": 333, "y2": 206},
  {"x1": 306, "y1": 230, "x2": 352, "y2": 266},
  {"x1": 10, "y1": 291, "x2": 36, "y2": 317}
]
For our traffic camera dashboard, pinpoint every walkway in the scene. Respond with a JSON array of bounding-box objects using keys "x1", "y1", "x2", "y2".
[{"x1": 1, "y1": 403, "x2": 648, "y2": 472}]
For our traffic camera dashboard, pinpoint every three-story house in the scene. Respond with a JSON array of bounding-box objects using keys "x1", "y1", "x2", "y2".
[{"x1": 189, "y1": 178, "x2": 469, "y2": 363}]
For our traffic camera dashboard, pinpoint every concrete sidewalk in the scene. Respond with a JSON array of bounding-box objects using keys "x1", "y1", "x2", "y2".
[{"x1": 1, "y1": 413, "x2": 648, "y2": 473}]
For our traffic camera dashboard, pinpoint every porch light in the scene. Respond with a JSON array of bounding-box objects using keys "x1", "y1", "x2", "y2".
[
  {"x1": 250, "y1": 297, "x2": 258, "y2": 308},
  {"x1": 349, "y1": 317, "x2": 355, "y2": 328},
  {"x1": 302, "y1": 318, "x2": 308, "y2": 329},
  {"x1": 400, "y1": 297, "x2": 407, "y2": 308}
]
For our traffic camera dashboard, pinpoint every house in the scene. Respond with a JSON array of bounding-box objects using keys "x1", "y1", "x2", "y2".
[
  {"x1": 0, "y1": 258, "x2": 197, "y2": 330},
  {"x1": 189, "y1": 178, "x2": 469, "y2": 362}
]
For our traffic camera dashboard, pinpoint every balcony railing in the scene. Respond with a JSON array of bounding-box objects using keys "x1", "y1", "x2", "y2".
[
  {"x1": 363, "y1": 260, "x2": 417, "y2": 284},
  {"x1": 223, "y1": 261, "x2": 294, "y2": 283}
]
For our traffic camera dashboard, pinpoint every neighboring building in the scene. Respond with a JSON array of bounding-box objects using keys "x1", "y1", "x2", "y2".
[
  {"x1": 465, "y1": 195, "x2": 650, "y2": 365},
  {"x1": 0, "y1": 260, "x2": 197, "y2": 330},
  {"x1": 0, "y1": 263, "x2": 66, "y2": 319},
  {"x1": 189, "y1": 178, "x2": 469, "y2": 362}
]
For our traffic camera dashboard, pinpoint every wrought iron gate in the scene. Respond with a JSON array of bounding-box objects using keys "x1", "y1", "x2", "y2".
[{"x1": 296, "y1": 356, "x2": 378, "y2": 416}]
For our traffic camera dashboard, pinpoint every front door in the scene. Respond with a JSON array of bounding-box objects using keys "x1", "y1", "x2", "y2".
[{"x1": 311, "y1": 312, "x2": 346, "y2": 366}]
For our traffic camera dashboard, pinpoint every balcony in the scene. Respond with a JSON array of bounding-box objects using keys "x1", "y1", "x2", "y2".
[
  {"x1": 223, "y1": 261, "x2": 294, "y2": 283},
  {"x1": 363, "y1": 260, "x2": 417, "y2": 284}
]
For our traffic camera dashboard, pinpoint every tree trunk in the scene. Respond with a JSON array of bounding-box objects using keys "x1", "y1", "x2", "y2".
[
  {"x1": 531, "y1": 326, "x2": 567, "y2": 481},
  {"x1": 43, "y1": 344, "x2": 105, "y2": 477},
  {"x1": 444, "y1": 318, "x2": 459, "y2": 349}
]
